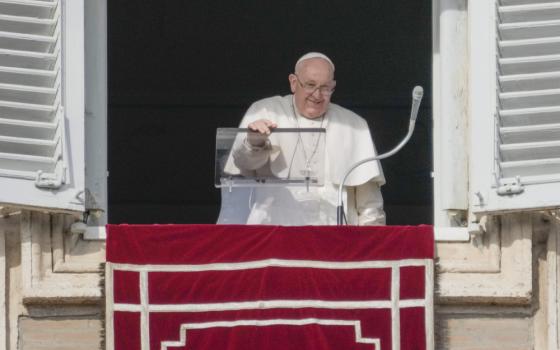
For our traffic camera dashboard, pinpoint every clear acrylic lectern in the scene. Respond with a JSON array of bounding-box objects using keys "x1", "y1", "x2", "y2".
[
  {"x1": 215, "y1": 128, "x2": 326, "y2": 190},
  {"x1": 215, "y1": 127, "x2": 327, "y2": 224}
]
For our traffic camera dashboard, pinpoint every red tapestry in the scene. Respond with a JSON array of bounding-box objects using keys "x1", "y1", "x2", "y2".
[{"x1": 106, "y1": 224, "x2": 434, "y2": 350}]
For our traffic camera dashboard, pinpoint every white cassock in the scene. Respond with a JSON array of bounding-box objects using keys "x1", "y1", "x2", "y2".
[{"x1": 217, "y1": 95, "x2": 385, "y2": 226}]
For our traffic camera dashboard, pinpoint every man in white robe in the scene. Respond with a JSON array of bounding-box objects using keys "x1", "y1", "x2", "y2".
[{"x1": 218, "y1": 52, "x2": 385, "y2": 225}]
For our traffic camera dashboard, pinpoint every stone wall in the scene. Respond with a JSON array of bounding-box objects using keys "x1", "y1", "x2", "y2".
[
  {"x1": 0, "y1": 210, "x2": 104, "y2": 350},
  {"x1": 1, "y1": 210, "x2": 558, "y2": 349}
]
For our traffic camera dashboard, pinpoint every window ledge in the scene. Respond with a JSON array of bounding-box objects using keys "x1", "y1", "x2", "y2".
[
  {"x1": 85, "y1": 226, "x2": 471, "y2": 242},
  {"x1": 434, "y1": 227, "x2": 470, "y2": 242}
]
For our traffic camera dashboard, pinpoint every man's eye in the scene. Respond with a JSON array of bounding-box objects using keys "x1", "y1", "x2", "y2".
[{"x1": 305, "y1": 83, "x2": 317, "y2": 89}]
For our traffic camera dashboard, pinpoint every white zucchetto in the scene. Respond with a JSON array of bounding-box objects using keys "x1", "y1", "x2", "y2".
[{"x1": 295, "y1": 52, "x2": 335, "y2": 72}]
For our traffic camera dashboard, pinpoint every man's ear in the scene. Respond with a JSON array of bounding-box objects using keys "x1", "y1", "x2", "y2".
[{"x1": 288, "y1": 74, "x2": 297, "y2": 93}]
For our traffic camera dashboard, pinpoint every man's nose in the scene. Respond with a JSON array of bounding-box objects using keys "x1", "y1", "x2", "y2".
[{"x1": 311, "y1": 88, "x2": 323, "y2": 98}]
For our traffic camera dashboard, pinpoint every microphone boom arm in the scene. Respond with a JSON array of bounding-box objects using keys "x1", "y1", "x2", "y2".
[
  {"x1": 336, "y1": 86, "x2": 424, "y2": 225},
  {"x1": 336, "y1": 120, "x2": 417, "y2": 225}
]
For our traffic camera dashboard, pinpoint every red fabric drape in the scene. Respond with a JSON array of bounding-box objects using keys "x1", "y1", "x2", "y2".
[{"x1": 107, "y1": 225, "x2": 434, "y2": 350}]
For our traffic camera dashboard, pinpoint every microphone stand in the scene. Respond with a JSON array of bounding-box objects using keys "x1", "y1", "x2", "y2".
[{"x1": 336, "y1": 87, "x2": 423, "y2": 225}]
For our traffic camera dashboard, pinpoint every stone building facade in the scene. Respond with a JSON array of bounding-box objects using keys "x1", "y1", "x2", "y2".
[{"x1": 1, "y1": 0, "x2": 560, "y2": 349}]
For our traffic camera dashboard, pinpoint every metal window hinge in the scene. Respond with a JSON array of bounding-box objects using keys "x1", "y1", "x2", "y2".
[
  {"x1": 35, "y1": 165, "x2": 66, "y2": 189},
  {"x1": 496, "y1": 176, "x2": 524, "y2": 196}
]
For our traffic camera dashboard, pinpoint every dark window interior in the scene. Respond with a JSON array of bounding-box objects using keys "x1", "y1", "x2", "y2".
[{"x1": 108, "y1": 1, "x2": 432, "y2": 225}]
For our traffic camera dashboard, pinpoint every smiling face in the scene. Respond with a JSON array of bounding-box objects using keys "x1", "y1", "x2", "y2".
[{"x1": 289, "y1": 58, "x2": 335, "y2": 119}]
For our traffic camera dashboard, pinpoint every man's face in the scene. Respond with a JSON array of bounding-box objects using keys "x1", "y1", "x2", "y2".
[{"x1": 289, "y1": 58, "x2": 335, "y2": 119}]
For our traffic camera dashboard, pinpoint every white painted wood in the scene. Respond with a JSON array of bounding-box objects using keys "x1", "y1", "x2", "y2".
[
  {"x1": 0, "y1": 48, "x2": 57, "y2": 70},
  {"x1": 0, "y1": 227, "x2": 5, "y2": 350},
  {"x1": 0, "y1": 1, "x2": 57, "y2": 20},
  {"x1": 432, "y1": 0, "x2": 469, "y2": 226},
  {"x1": 499, "y1": 2, "x2": 560, "y2": 23},
  {"x1": 83, "y1": 225, "x2": 106, "y2": 240},
  {"x1": 500, "y1": 123, "x2": 560, "y2": 143},
  {"x1": 470, "y1": 0, "x2": 560, "y2": 214},
  {"x1": 434, "y1": 227, "x2": 470, "y2": 242},
  {"x1": 468, "y1": 0, "x2": 497, "y2": 213},
  {"x1": 90, "y1": 226, "x2": 464, "y2": 242},
  {"x1": 84, "y1": 0, "x2": 108, "y2": 225},
  {"x1": 499, "y1": 71, "x2": 560, "y2": 92},
  {"x1": 502, "y1": 0, "x2": 558, "y2": 4},
  {"x1": 0, "y1": 0, "x2": 87, "y2": 211},
  {"x1": 469, "y1": 0, "x2": 497, "y2": 210},
  {"x1": 500, "y1": 19, "x2": 560, "y2": 40},
  {"x1": 500, "y1": 106, "x2": 560, "y2": 130},
  {"x1": 500, "y1": 89, "x2": 560, "y2": 109},
  {"x1": 0, "y1": 65, "x2": 57, "y2": 87}
]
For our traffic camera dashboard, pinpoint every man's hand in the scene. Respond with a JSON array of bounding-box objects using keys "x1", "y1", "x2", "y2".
[
  {"x1": 248, "y1": 119, "x2": 277, "y2": 134},
  {"x1": 246, "y1": 119, "x2": 277, "y2": 147}
]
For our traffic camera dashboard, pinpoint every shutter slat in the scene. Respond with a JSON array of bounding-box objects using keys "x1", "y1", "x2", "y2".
[
  {"x1": 499, "y1": 3, "x2": 560, "y2": 23},
  {"x1": 500, "y1": 123, "x2": 560, "y2": 143},
  {"x1": 0, "y1": 48, "x2": 56, "y2": 69},
  {"x1": 500, "y1": 37, "x2": 560, "y2": 57},
  {"x1": 500, "y1": 0, "x2": 560, "y2": 6},
  {"x1": 499, "y1": 71, "x2": 560, "y2": 91},
  {"x1": 499, "y1": 89, "x2": 560, "y2": 109},
  {"x1": 0, "y1": 117, "x2": 56, "y2": 139},
  {"x1": 500, "y1": 140, "x2": 560, "y2": 161},
  {"x1": 500, "y1": 54, "x2": 560, "y2": 74},
  {"x1": 499, "y1": 20, "x2": 560, "y2": 40},
  {"x1": 0, "y1": 14, "x2": 56, "y2": 36},
  {"x1": 501, "y1": 158, "x2": 560, "y2": 178},
  {"x1": 0, "y1": 153, "x2": 56, "y2": 173},
  {"x1": 0, "y1": 65, "x2": 56, "y2": 87},
  {"x1": 500, "y1": 106, "x2": 560, "y2": 126},
  {"x1": 0, "y1": 82, "x2": 57, "y2": 104},
  {"x1": 0, "y1": 30, "x2": 56, "y2": 52},
  {"x1": 0, "y1": 136, "x2": 55, "y2": 156},
  {"x1": 0, "y1": 1, "x2": 56, "y2": 19},
  {"x1": 0, "y1": 99, "x2": 55, "y2": 113}
]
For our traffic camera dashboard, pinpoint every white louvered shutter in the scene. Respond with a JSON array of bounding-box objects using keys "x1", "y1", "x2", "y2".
[
  {"x1": 471, "y1": 0, "x2": 560, "y2": 213},
  {"x1": 0, "y1": 0, "x2": 85, "y2": 211}
]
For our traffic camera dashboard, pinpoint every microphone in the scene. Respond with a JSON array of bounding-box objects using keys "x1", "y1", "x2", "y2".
[
  {"x1": 336, "y1": 85, "x2": 424, "y2": 225},
  {"x1": 410, "y1": 86, "x2": 424, "y2": 122}
]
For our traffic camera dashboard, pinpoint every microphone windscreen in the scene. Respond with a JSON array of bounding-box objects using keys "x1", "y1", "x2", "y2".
[{"x1": 413, "y1": 86, "x2": 424, "y2": 100}]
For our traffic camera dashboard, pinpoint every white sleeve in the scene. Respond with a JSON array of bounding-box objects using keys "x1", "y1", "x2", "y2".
[
  {"x1": 228, "y1": 101, "x2": 273, "y2": 172},
  {"x1": 232, "y1": 138, "x2": 271, "y2": 170},
  {"x1": 353, "y1": 181, "x2": 386, "y2": 226}
]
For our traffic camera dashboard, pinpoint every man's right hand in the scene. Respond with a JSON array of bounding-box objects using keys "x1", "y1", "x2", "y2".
[
  {"x1": 246, "y1": 119, "x2": 277, "y2": 147},
  {"x1": 247, "y1": 119, "x2": 277, "y2": 134}
]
